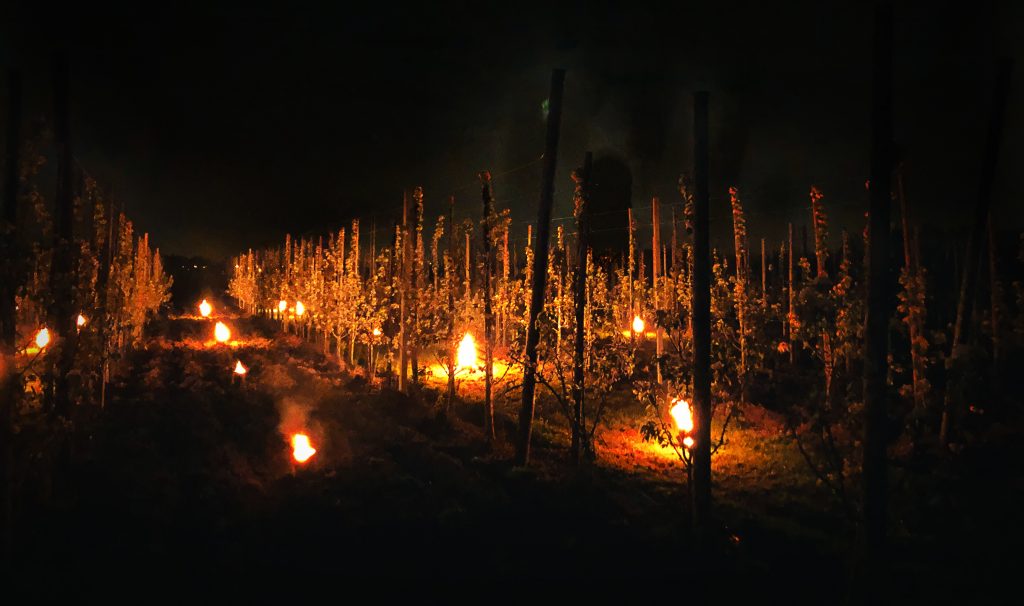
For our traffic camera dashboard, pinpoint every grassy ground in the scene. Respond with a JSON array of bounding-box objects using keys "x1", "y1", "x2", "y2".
[{"x1": 7, "y1": 315, "x2": 1022, "y2": 602}]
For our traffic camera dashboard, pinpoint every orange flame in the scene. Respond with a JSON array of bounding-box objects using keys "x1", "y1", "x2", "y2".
[
  {"x1": 295, "y1": 301, "x2": 305, "y2": 317},
  {"x1": 457, "y1": 332, "x2": 478, "y2": 370},
  {"x1": 670, "y1": 397, "x2": 694, "y2": 433},
  {"x1": 291, "y1": 433, "x2": 316, "y2": 463},
  {"x1": 35, "y1": 328, "x2": 50, "y2": 349},
  {"x1": 632, "y1": 315, "x2": 645, "y2": 334},
  {"x1": 233, "y1": 360, "x2": 248, "y2": 375},
  {"x1": 214, "y1": 321, "x2": 231, "y2": 343},
  {"x1": 199, "y1": 299, "x2": 212, "y2": 317},
  {"x1": 77, "y1": 314, "x2": 87, "y2": 328},
  {"x1": 372, "y1": 327, "x2": 382, "y2": 337},
  {"x1": 278, "y1": 300, "x2": 287, "y2": 312}
]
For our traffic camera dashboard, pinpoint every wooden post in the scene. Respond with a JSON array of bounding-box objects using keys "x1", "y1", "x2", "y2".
[
  {"x1": 897, "y1": 170, "x2": 923, "y2": 413},
  {"x1": 411, "y1": 188, "x2": 423, "y2": 385},
  {"x1": 1, "y1": 68, "x2": 22, "y2": 564},
  {"x1": 480, "y1": 173, "x2": 496, "y2": 444},
  {"x1": 652, "y1": 196, "x2": 663, "y2": 383},
  {"x1": 691, "y1": 91, "x2": 713, "y2": 530},
  {"x1": 788, "y1": 223, "x2": 795, "y2": 363},
  {"x1": 761, "y1": 238, "x2": 767, "y2": 301},
  {"x1": 398, "y1": 191, "x2": 409, "y2": 392},
  {"x1": 940, "y1": 58, "x2": 1012, "y2": 443},
  {"x1": 515, "y1": 68, "x2": 565, "y2": 467},
  {"x1": 446, "y1": 196, "x2": 456, "y2": 413},
  {"x1": 571, "y1": 152, "x2": 592, "y2": 463},
  {"x1": 50, "y1": 55, "x2": 78, "y2": 418},
  {"x1": 863, "y1": 0, "x2": 894, "y2": 579}
]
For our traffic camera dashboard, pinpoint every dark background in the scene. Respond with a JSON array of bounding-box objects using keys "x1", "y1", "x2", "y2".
[{"x1": 2, "y1": 0, "x2": 1022, "y2": 259}]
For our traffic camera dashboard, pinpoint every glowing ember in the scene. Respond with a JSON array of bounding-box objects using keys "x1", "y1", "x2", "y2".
[
  {"x1": 457, "y1": 332, "x2": 478, "y2": 370},
  {"x1": 632, "y1": 315, "x2": 645, "y2": 334},
  {"x1": 670, "y1": 398, "x2": 694, "y2": 433},
  {"x1": 77, "y1": 314, "x2": 87, "y2": 328},
  {"x1": 214, "y1": 321, "x2": 231, "y2": 343},
  {"x1": 291, "y1": 433, "x2": 316, "y2": 463},
  {"x1": 278, "y1": 300, "x2": 287, "y2": 312},
  {"x1": 35, "y1": 328, "x2": 50, "y2": 349},
  {"x1": 233, "y1": 360, "x2": 248, "y2": 375},
  {"x1": 295, "y1": 301, "x2": 306, "y2": 317},
  {"x1": 199, "y1": 299, "x2": 212, "y2": 317}
]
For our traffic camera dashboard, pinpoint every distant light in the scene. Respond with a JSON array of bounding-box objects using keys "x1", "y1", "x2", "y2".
[
  {"x1": 632, "y1": 315, "x2": 645, "y2": 334},
  {"x1": 295, "y1": 301, "x2": 305, "y2": 317},
  {"x1": 77, "y1": 314, "x2": 87, "y2": 328},
  {"x1": 372, "y1": 327, "x2": 382, "y2": 337},
  {"x1": 233, "y1": 360, "x2": 248, "y2": 375},
  {"x1": 278, "y1": 300, "x2": 287, "y2": 312},
  {"x1": 683, "y1": 436, "x2": 695, "y2": 449},
  {"x1": 35, "y1": 328, "x2": 51, "y2": 349},
  {"x1": 199, "y1": 299, "x2": 212, "y2": 317}
]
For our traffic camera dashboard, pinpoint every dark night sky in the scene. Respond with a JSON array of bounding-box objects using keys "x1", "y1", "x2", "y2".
[{"x1": 2, "y1": 1, "x2": 1022, "y2": 259}]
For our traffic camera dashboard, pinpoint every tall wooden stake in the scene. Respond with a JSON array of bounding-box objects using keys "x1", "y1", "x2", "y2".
[
  {"x1": 515, "y1": 68, "x2": 565, "y2": 467},
  {"x1": 652, "y1": 196, "x2": 663, "y2": 383},
  {"x1": 571, "y1": 152, "x2": 592, "y2": 463},
  {"x1": 940, "y1": 57, "x2": 1012, "y2": 444},
  {"x1": 480, "y1": 173, "x2": 496, "y2": 444},
  {"x1": 50, "y1": 55, "x2": 77, "y2": 418},
  {"x1": 1, "y1": 68, "x2": 22, "y2": 565},
  {"x1": 863, "y1": 0, "x2": 894, "y2": 582},
  {"x1": 691, "y1": 91, "x2": 713, "y2": 530}
]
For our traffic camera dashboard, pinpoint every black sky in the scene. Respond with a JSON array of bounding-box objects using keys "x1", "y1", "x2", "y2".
[{"x1": 2, "y1": 1, "x2": 1022, "y2": 259}]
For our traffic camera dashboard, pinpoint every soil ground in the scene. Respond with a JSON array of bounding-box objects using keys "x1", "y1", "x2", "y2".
[{"x1": 8, "y1": 316, "x2": 1023, "y2": 602}]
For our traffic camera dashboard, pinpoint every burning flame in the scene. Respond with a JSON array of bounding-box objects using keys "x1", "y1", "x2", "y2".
[
  {"x1": 35, "y1": 328, "x2": 50, "y2": 349},
  {"x1": 233, "y1": 360, "x2": 248, "y2": 375},
  {"x1": 457, "y1": 332, "x2": 478, "y2": 370},
  {"x1": 670, "y1": 397, "x2": 695, "y2": 450},
  {"x1": 278, "y1": 300, "x2": 287, "y2": 312},
  {"x1": 670, "y1": 398, "x2": 694, "y2": 433},
  {"x1": 372, "y1": 327, "x2": 382, "y2": 337},
  {"x1": 632, "y1": 315, "x2": 645, "y2": 334},
  {"x1": 77, "y1": 314, "x2": 87, "y2": 328},
  {"x1": 214, "y1": 321, "x2": 231, "y2": 343},
  {"x1": 291, "y1": 433, "x2": 316, "y2": 463},
  {"x1": 295, "y1": 301, "x2": 306, "y2": 317},
  {"x1": 199, "y1": 299, "x2": 212, "y2": 317}
]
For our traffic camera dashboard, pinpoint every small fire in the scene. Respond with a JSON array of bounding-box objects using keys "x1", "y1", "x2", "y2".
[
  {"x1": 670, "y1": 397, "x2": 694, "y2": 433},
  {"x1": 291, "y1": 433, "x2": 316, "y2": 463},
  {"x1": 295, "y1": 301, "x2": 305, "y2": 317},
  {"x1": 372, "y1": 327, "x2": 382, "y2": 337},
  {"x1": 35, "y1": 328, "x2": 51, "y2": 349},
  {"x1": 683, "y1": 436, "x2": 695, "y2": 448},
  {"x1": 632, "y1": 315, "x2": 645, "y2": 334},
  {"x1": 199, "y1": 299, "x2": 212, "y2": 317},
  {"x1": 77, "y1": 314, "x2": 87, "y2": 328},
  {"x1": 457, "y1": 332, "x2": 478, "y2": 370},
  {"x1": 233, "y1": 360, "x2": 248, "y2": 375},
  {"x1": 278, "y1": 300, "x2": 287, "y2": 312},
  {"x1": 214, "y1": 321, "x2": 231, "y2": 343}
]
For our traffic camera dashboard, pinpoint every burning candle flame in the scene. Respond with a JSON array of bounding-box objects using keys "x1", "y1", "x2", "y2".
[
  {"x1": 77, "y1": 314, "x2": 87, "y2": 328},
  {"x1": 632, "y1": 315, "x2": 645, "y2": 334},
  {"x1": 457, "y1": 332, "x2": 478, "y2": 370},
  {"x1": 670, "y1": 398, "x2": 694, "y2": 433},
  {"x1": 295, "y1": 301, "x2": 305, "y2": 317},
  {"x1": 233, "y1": 360, "x2": 248, "y2": 375},
  {"x1": 214, "y1": 321, "x2": 231, "y2": 343},
  {"x1": 278, "y1": 300, "x2": 287, "y2": 312},
  {"x1": 35, "y1": 328, "x2": 50, "y2": 349},
  {"x1": 291, "y1": 433, "x2": 316, "y2": 463},
  {"x1": 199, "y1": 299, "x2": 212, "y2": 317}
]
